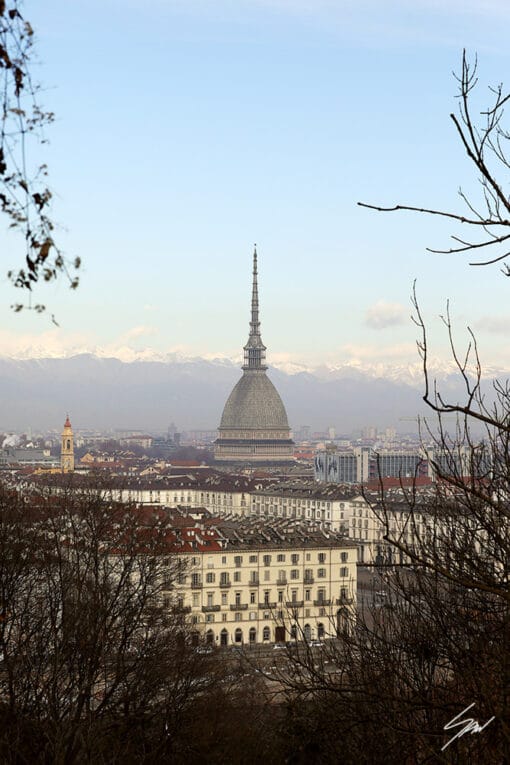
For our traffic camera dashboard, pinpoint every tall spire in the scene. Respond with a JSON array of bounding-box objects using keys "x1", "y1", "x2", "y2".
[{"x1": 243, "y1": 245, "x2": 267, "y2": 370}]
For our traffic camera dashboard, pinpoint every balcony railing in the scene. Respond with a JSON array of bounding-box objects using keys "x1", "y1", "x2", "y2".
[
  {"x1": 219, "y1": 581, "x2": 231, "y2": 588},
  {"x1": 285, "y1": 601, "x2": 304, "y2": 608},
  {"x1": 259, "y1": 602, "x2": 277, "y2": 609},
  {"x1": 303, "y1": 576, "x2": 315, "y2": 584},
  {"x1": 313, "y1": 599, "x2": 331, "y2": 607},
  {"x1": 173, "y1": 605, "x2": 191, "y2": 614},
  {"x1": 336, "y1": 597, "x2": 354, "y2": 605},
  {"x1": 230, "y1": 603, "x2": 248, "y2": 611},
  {"x1": 276, "y1": 577, "x2": 287, "y2": 585},
  {"x1": 191, "y1": 582, "x2": 203, "y2": 589},
  {"x1": 202, "y1": 605, "x2": 221, "y2": 613},
  {"x1": 249, "y1": 578, "x2": 260, "y2": 586}
]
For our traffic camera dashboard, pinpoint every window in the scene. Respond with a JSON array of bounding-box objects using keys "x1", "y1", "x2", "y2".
[
  {"x1": 177, "y1": 573, "x2": 186, "y2": 585},
  {"x1": 318, "y1": 553, "x2": 326, "y2": 564},
  {"x1": 340, "y1": 587, "x2": 348, "y2": 599},
  {"x1": 234, "y1": 556, "x2": 242, "y2": 567},
  {"x1": 263, "y1": 555, "x2": 271, "y2": 566},
  {"x1": 318, "y1": 568, "x2": 326, "y2": 578},
  {"x1": 235, "y1": 612, "x2": 242, "y2": 622},
  {"x1": 263, "y1": 627, "x2": 270, "y2": 641},
  {"x1": 249, "y1": 611, "x2": 257, "y2": 620},
  {"x1": 305, "y1": 589, "x2": 311, "y2": 601},
  {"x1": 278, "y1": 590, "x2": 284, "y2": 602},
  {"x1": 264, "y1": 590, "x2": 270, "y2": 605},
  {"x1": 192, "y1": 593, "x2": 199, "y2": 606},
  {"x1": 249, "y1": 555, "x2": 258, "y2": 563},
  {"x1": 191, "y1": 573, "x2": 201, "y2": 587},
  {"x1": 304, "y1": 568, "x2": 313, "y2": 581},
  {"x1": 317, "y1": 588, "x2": 326, "y2": 603},
  {"x1": 221, "y1": 593, "x2": 227, "y2": 605},
  {"x1": 206, "y1": 572, "x2": 215, "y2": 583},
  {"x1": 234, "y1": 571, "x2": 241, "y2": 582},
  {"x1": 341, "y1": 552, "x2": 348, "y2": 562},
  {"x1": 207, "y1": 592, "x2": 214, "y2": 606},
  {"x1": 306, "y1": 553, "x2": 311, "y2": 561},
  {"x1": 277, "y1": 554, "x2": 285, "y2": 562},
  {"x1": 290, "y1": 569, "x2": 299, "y2": 580},
  {"x1": 205, "y1": 614, "x2": 215, "y2": 622},
  {"x1": 264, "y1": 570, "x2": 270, "y2": 581},
  {"x1": 220, "y1": 572, "x2": 230, "y2": 586},
  {"x1": 235, "y1": 592, "x2": 241, "y2": 606},
  {"x1": 250, "y1": 592, "x2": 256, "y2": 604},
  {"x1": 291, "y1": 589, "x2": 298, "y2": 603},
  {"x1": 222, "y1": 556, "x2": 227, "y2": 564},
  {"x1": 291, "y1": 553, "x2": 299, "y2": 565},
  {"x1": 222, "y1": 613, "x2": 227, "y2": 621},
  {"x1": 340, "y1": 567, "x2": 348, "y2": 578}
]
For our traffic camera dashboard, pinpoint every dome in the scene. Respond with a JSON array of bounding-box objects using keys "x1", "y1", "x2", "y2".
[{"x1": 220, "y1": 369, "x2": 290, "y2": 431}]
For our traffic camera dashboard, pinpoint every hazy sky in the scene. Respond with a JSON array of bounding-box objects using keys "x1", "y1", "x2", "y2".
[{"x1": 1, "y1": 0, "x2": 510, "y2": 372}]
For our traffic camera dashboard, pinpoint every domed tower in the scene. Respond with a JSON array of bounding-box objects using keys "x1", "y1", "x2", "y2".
[
  {"x1": 61, "y1": 414, "x2": 75, "y2": 473},
  {"x1": 214, "y1": 248, "x2": 294, "y2": 464}
]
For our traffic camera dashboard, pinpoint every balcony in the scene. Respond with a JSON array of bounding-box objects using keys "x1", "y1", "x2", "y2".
[
  {"x1": 173, "y1": 605, "x2": 191, "y2": 614},
  {"x1": 219, "y1": 581, "x2": 231, "y2": 589},
  {"x1": 230, "y1": 603, "x2": 248, "y2": 611},
  {"x1": 276, "y1": 577, "x2": 287, "y2": 586},
  {"x1": 259, "y1": 602, "x2": 277, "y2": 609},
  {"x1": 249, "y1": 578, "x2": 260, "y2": 586},
  {"x1": 202, "y1": 605, "x2": 221, "y2": 613},
  {"x1": 285, "y1": 601, "x2": 304, "y2": 608},
  {"x1": 336, "y1": 597, "x2": 354, "y2": 606},
  {"x1": 313, "y1": 599, "x2": 331, "y2": 607},
  {"x1": 303, "y1": 576, "x2": 315, "y2": 584},
  {"x1": 191, "y1": 582, "x2": 203, "y2": 589}
]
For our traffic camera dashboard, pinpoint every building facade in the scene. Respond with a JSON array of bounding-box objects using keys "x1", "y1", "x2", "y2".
[{"x1": 169, "y1": 517, "x2": 357, "y2": 646}]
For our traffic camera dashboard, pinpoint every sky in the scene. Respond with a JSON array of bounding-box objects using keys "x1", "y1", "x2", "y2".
[{"x1": 1, "y1": 0, "x2": 510, "y2": 373}]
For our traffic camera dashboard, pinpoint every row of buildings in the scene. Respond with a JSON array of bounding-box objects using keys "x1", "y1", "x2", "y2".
[{"x1": 163, "y1": 511, "x2": 357, "y2": 646}]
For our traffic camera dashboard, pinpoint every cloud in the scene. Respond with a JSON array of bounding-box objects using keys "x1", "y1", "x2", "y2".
[
  {"x1": 474, "y1": 316, "x2": 509, "y2": 335},
  {"x1": 120, "y1": 325, "x2": 158, "y2": 342},
  {"x1": 341, "y1": 342, "x2": 416, "y2": 362},
  {"x1": 365, "y1": 301, "x2": 408, "y2": 330}
]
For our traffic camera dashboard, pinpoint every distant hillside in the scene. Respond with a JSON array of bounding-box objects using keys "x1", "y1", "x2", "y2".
[{"x1": 0, "y1": 353, "x2": 487, "y2": 433}]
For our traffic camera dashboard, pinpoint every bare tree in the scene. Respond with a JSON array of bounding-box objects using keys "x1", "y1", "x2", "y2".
[
  {"x1": 0, "y1": 2, "x2": 79, "y2": 316},
  {"x1": 359, "y1": 51, "x2": 510, "y2": 274},
  {"x1": 0, "y1": 484, "x2": 223, "y2": 763}
]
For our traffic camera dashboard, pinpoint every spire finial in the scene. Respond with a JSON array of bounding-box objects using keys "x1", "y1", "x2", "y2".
[{"x1": 243, "y1": 246, "x2": 267, "y2": 370}]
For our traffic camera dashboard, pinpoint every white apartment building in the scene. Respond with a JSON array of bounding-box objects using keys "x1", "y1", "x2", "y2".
[{"x1": 168, "y1": 517, "x2": 357, "y2": 646}]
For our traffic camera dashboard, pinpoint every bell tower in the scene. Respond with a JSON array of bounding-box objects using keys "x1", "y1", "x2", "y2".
[{"x1": 61, "y1": 414, "x2": 74, "y2": 473}]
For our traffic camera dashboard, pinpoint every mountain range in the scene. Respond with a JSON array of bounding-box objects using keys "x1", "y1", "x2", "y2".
[{"x1": 0, "y1": 353, "x2": 503, "y2": 435}]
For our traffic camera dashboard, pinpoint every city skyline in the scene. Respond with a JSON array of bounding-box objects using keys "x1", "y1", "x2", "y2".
[{"x1": 1, "y1": 1, "x2": 510, "y2": 372}]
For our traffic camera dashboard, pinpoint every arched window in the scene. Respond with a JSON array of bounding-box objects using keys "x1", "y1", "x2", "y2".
[
  {"x1": 66, "y1": 439, "x2": 71, "y2": 450},
  {"x1": 262, "y1": 626, "x2": 270, "y2": 641},
  {"x1": 317, "y1": 622, "x2": 325, "y2": 639},
  {"x1": 304, "y1": 623, "x2": 311, "y2": 642},
  {"x1": 290, "y1": 624, "x2": 297, "y2": 640},
  {"x1": 235, "y1": 628, "x2": 243, "y2": 644},
  {"x1": 249, "y1": 627, "x2": 256, "y2": 644},
  {"x1": 220, "y1": 629, "x2": 228, "y2": 646},
  {"x1": 206, "y1": 629, "x2": 214, "y2": 644}
]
